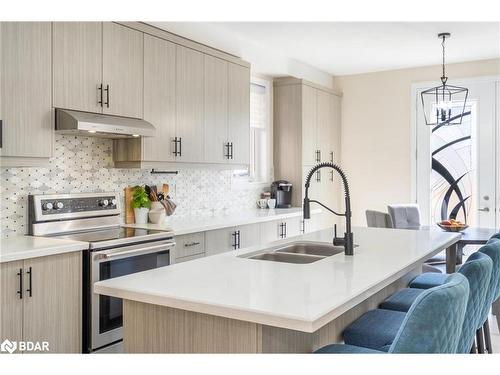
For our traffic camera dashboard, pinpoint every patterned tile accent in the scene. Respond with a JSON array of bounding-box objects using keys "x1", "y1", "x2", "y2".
[{"x1": 0, "y1": 135, "x2": 262, "y2": 238}]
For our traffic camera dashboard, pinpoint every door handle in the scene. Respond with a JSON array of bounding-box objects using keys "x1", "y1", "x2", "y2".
[
  {"x1": 478, "y1": 207, "x2": 490, "y2": 212},
  {"x1": 97, "y1": 84, "x2": 103, "y2": 107},
  {"x1": 104, "y1": 84, "x2": 110, "y2": 108},
  {"x1": 17, "y1": 268, "x2": 23, "y2": 299},
  {"x1": 184, "y1": 242, "x2": 200, "y2": 247},
  {"x1": 172, "y1": 137, "x2": 178, "y2": 156},
  {"x1": 232, "y1": 231, "x2": 238, "y2": 249},
  {"x1": 26, "y1": 266, "x2": 32, "y2": 297}
]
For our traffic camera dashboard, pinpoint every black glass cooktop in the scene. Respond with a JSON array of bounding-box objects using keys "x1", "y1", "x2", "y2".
[{"x1": 48, "y1": 227, "x2": 170, "y2": 244}]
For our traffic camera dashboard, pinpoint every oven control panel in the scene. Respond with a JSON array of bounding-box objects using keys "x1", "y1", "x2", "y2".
[{"x1": 40, "y1": 195, "x2": 118, "y2": 215}]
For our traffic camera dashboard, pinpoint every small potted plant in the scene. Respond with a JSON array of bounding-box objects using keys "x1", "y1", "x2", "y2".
[{"x1": 132, "y1": 185, "x2": 151, "y2": 224}]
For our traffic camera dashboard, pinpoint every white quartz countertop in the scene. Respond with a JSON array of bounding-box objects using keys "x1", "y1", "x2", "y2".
[
  {"x1": 94, "y1": 227, "x2": 460, "y2": 332},
  {"x1": 124, "y1": 207, "x2": 320, "y2": 236},
  {"x1": 1, "y1": 235, "x2": 89, "y2": 263}
]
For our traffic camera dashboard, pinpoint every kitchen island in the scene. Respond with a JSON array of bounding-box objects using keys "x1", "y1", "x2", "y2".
[{"x1": 94, "y1": 227, "x2": 460, "y2": 353}]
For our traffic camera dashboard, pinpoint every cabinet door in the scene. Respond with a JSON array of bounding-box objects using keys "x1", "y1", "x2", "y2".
[
  {"x1": 204, "y1": 55, "x2": 228, "y2": 163},
  {"x1": 260, "y1": 220, "x2": 280, "y2": 244},
  {"x1": 283, "y1": 217, "x2": 301, "y2": 239},
  {"x1": 317, "y1": 90, "x2": 333, "y2": 163},
  {"x1": 0, "y1": 22, "x2": 52, "y2": 158},
  {"x1": 228, "y1": 63, "x2": 250, "y2": 165},
  {"x1": 0, "y1": 261, "x2": 24, "y2": 352},
  {"x1": 53, "y1": 22, "x2": 103, "y2": 113},
  {"x1": 205, "y1": 227, "x2": 233, "y2": 256},
  {"x1": 102, "y1": 22, "x2": 143, "y2": 119},
  {"x1": 238, "y1": 224, "x2": 260, "y2": 249},
  {"x1": 142, "y1": 34, "x2": 176, "y2": 161},
  {"x1": 301, "y1": 85, "x2": 318, "y2": 165},
  {"x1": 176, "y1": 45, "x2": 204, "y2": 162},
  {"x1": 23, "y1": 252, "x2": 82, "y2": 353}
]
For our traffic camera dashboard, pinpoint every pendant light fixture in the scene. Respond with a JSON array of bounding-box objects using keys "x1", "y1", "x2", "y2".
[{"x1": 420, "y1": 33, "x2": 469, "y2": 126}]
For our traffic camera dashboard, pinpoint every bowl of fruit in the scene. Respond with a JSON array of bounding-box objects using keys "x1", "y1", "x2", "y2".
[{"x1": 437, "y1": 219, "x2": 469, "y2": 232}]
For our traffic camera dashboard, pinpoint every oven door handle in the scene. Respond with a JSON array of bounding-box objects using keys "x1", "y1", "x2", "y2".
[{"x1": 95, "y1": 242, "x2": 175, "y2": 261}]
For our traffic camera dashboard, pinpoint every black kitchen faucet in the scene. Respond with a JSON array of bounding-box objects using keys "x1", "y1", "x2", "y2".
[{"x1": 303, "y1": 162, "x2": 354, "y2": 256}]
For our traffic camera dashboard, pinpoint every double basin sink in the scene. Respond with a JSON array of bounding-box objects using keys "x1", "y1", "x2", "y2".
[{"x1": 239, "y1": 241, "x2": 345, "y2": 264}]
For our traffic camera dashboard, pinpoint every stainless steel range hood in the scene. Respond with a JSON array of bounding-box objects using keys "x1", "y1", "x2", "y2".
[{"x1": 55, "y1": 109, "x2": 155, "y2": 139}]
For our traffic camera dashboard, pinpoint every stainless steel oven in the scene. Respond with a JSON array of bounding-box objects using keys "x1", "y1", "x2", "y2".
[
  {"x1": 28, "y1": 192, "x2": 175, "y2": 353},
  {"x1": 90, "y1": 239, "x2": 174, "y2": 350}
]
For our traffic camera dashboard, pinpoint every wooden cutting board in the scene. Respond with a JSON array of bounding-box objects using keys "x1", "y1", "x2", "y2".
[{"x1": 124, "y1": 187, "x2": 135, "y2": 224}]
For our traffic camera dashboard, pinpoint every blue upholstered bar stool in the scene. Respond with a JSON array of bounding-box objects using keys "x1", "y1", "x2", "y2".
[
  {"x1": 378, "y1": 251, "x2": 492, "y2": 353},
  {"x1": 338, "y1": 253, "x2": 491, "y2": 353},
  {"x1": 315, "y1": 274, "x2": 469, "y2": 354},
  {"x1": 409, "y1": 238, "x2": 500, "y2": 353}
]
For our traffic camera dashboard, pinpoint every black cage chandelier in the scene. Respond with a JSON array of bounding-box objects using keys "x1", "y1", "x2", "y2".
[{"x1": 421, "y1": 33, "x2": 469, "y2": 126}]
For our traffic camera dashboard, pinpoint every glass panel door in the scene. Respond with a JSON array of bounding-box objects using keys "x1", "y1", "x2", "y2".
[{"x1": 416, "y1": 79, "x2": 498, "y2": 228}]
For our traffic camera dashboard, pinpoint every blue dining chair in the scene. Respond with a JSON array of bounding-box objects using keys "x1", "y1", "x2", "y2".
[
  {"x1": 377, "y1": 251, "x2": 492, "y2": 353},
  {"x1": 315, "y1": 273, "x2": 469, "y2": 354}
]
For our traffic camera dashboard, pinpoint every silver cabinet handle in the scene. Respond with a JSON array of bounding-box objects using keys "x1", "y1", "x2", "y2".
[
  {"x1": 478, "y1": 207, "x2": 490, "y2": 212},
  {"x1": 184, "y1": 242, "x2": 200, "y2": 247},
  {"x1": 96, "y1": 242, "x2": 175, "y2": 261}
]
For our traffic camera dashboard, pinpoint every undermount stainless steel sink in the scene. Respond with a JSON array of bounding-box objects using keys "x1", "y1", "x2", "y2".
[
  {"x1": 275, "y1": 242, "x2": 344, "y2": 257},
  {"x1": 242, "y1": 241, "x2": 347, "y2": 264},
  {"x1": 247, "y1": 252, "x2": 324, "y2": 264}
]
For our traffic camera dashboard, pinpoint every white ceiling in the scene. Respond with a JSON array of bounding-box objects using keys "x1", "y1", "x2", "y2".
[{"x1": 151, "y1": 22, "x2": 500, "y2": 77}]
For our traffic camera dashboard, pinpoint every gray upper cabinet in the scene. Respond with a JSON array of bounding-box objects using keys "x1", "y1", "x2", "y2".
[
  {"x1": 102, "y1": 23, "x2": 143, "y2": 119},
  {"x1": 176, "y1": 45, "x2": 205, "y2": 163},
  {"x1": 228, "y1": 63, "x2": 250, "y2": 165},
  {"x1": 204, "y1": 55, "x2": 229, "y2": 163},
  {"x1": 0, "y1": 22, "x2": 52, "y2": 163},
  {"x1": 141, "y1": 34, "x2": 176, "y2": 161},
  {"x1": 53, "y1": 22, "x2": 103, "y2": 113},
  {"x1": 53, "y1": 22, "x2": 143, "y2": 119}
]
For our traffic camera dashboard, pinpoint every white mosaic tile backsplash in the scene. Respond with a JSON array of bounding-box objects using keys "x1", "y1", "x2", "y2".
[{"x1": 1, "y1": 135, "x2": 263, "y2": 238}]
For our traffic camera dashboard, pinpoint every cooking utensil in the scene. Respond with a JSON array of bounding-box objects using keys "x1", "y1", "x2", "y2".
[{"x1": 162, "y1": 184, "x2": 169, "y2": 196}]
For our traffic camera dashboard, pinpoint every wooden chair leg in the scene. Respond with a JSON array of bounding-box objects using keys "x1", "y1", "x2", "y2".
[
  {"x1": 476, "y1": 328, "x2": 485, "y2": 354},
  {"x1": 483, "y1": 321, "x2": 493, "y2": 354}
]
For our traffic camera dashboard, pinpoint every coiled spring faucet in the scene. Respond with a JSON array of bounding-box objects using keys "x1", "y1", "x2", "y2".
[{"x1": 303, "y1": 162, "x2": 354, "y2": 256}]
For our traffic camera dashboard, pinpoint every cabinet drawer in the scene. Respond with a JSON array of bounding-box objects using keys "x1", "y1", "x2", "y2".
[
  {"x1": 174, "y1": 253, "x2": 205, "y2": 264},
  {"x1": 174, "y1": 233, "x2": 205, "y2": 259}
]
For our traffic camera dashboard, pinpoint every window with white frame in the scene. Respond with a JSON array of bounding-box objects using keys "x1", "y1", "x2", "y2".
[{"x1": 233, "y1": 76, "x2": 272, "y2": 185}]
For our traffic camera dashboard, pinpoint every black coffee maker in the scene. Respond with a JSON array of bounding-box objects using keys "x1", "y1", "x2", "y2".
[{"x1": 271, "y1": 180, "x2": 293, "y2": 208}]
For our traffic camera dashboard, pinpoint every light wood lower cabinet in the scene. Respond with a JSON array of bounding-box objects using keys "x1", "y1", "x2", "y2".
[
  {"x1": 205, "y1": 224, "x2": 260, "y2": 256},
  {"x1": 0, "y1": 252, "x2": 82, "y2": 353},
  {"x1": 259, "y1": 217, "x2": 301, "y2": 244},
  {"x1": 0, "y1": 260, "x2": 24, "y2": 353}
]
